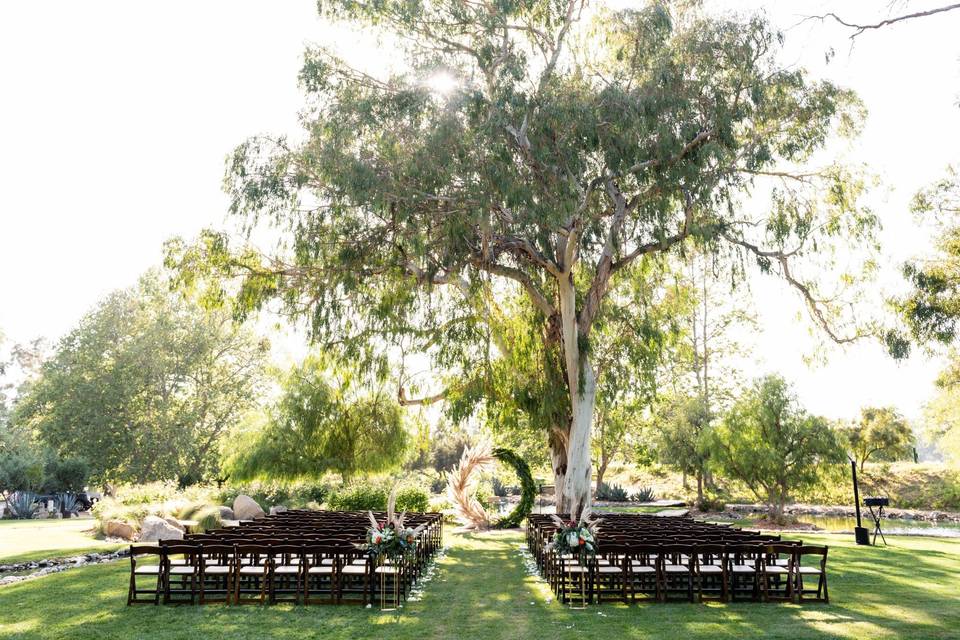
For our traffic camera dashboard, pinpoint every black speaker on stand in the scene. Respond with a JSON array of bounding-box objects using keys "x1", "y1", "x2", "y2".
[{"x1": 850, "y1": 458, "x2": 871, "y2": 545}]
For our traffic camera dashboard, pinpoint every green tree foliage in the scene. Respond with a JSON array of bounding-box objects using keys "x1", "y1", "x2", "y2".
[
  {"x1": 590, "y1": 258, "x2": 688, "y2": 492},
  {"x1": 0, "y1": 429, "x2": 45, "y2": 501},
  {"x1": 923, "y1": 349, "x2": 960, "y2": 464},
  {"x1": 895, "y1": 166, "x2": 960, "y2": 351},
  {"x1": 14, "y1": 272, "x2": 268, "y2": 485},
  {"x1": 655, "y1": 395, "x2": 712, "y2": 504},
  {"x1": 710, "y1": 375, "x2": 845, "y2": 520},
  {"x1": 843, "y1": 406, "x2": 915, "y2": 471},
  {"x1": 42, "y1": 455, "x2": 91, "y2": 494},
  {"x1": 167, "y1": 1, "x2": 878, "y2": 514},
  {"x1": 225, "y1": 354, "x2": 409, "y2": 483},
  {"x1": 429, "y1": 422, "x2": 472, "y2": 474}
]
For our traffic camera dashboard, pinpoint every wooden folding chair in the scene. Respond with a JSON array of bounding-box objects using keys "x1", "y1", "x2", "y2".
[
  {"x1": 233, "y1": 543, "x2": 270, "y2": 605},
  {"x1": 127, "y1": 545, "x2": 163, "y2": 605},
  {"x1": 794, "y1": 545, "x2": 829, "y2": 603},
  {"x1": 162, "y1": 543, "x2": 201, "y2": 605}
]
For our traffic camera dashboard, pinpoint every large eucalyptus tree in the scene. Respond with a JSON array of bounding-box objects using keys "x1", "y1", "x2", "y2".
[{"x1": 169, "y1": 1, "x2": 879, "y2": 515}]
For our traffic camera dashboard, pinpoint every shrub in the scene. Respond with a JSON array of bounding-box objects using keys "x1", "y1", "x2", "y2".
[
  {"x1": 91, "y1": 497, "x2": 154, "y2": 532},
  {"x1": 216, "y1": 480, "x2": 331, "y2": 510},
  {"x1": 177, "y1": 503, "x2": 223, "y2": 533},
  {"x1": 596, "y1": 482, "x2": 629, "y2": 502},
  {"x1": 429, "y1": 475, "x2": 447, "y2": 494},
  {"x1": 491, "y1": 476, "x2": 509, "y2": 498},
  {"x1": 631, "y1": 487, "x2": 656, "y2": 503},
  {"x1": 114, "y1": 481, "x2": 181, "y2": 505},
  {"x1": 395, "y1": 486, "x2": 430, "y2": 512},
  {"x1": 326, "y1": 483, "x2": 389, "y2": 511},
  {"x1": 696, "y1": 496, "x2": 726, "y2": 512},
  {"x1": 43, "y1": 456, "x2": 90, "y2": 493}
]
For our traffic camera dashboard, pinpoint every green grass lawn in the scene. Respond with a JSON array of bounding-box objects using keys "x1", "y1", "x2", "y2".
[
  {"x1": 0, "y1": 519, "x2": 122, "y2": 565},
  {"x1": 1, "y1": 530, "x2": 958, "y2": 639}
]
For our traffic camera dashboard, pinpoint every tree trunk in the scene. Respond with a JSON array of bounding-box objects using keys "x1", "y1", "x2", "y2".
[
  {"x1": 561, "y1": 361, "x2": 596, "y2": 518},
  {"x1": 696, "y1": 473, "x2": 704, "y2": 505},
  {"x1": 555, "y1": 274, "x2": 595, "y2": 519},
  {"x1": 595, "y1": 457, "x2": 609, "y2": 494}
]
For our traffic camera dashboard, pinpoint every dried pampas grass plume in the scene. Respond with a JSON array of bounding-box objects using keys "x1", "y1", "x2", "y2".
[{"x1": 446, "y1": 440, "x2": 495, "y2": 529}]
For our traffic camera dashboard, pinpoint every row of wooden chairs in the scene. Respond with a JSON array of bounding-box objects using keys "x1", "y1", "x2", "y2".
[
  {"x1": 127, "y1": 510, "x2": 443, "y2": 606},
  {"x1": 527, "y1": 514, "x2": 829, "y2": 605}
]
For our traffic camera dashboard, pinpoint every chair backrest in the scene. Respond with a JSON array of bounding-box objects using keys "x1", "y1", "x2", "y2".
[
  {"x1": 726, "y1": 544, "x2": 763, "y2": 566},
  {"x1": 795, "y1": 545, "x2": 828, "y2": 567},
  {"x1": 130, "y1": 544, "x2": 162, "y2": 556},
  {"x1": 199, "y1": 543, "x2": 234, "y2": 565}
]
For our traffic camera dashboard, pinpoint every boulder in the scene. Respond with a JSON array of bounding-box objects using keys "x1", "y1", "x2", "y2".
[
  {"x1": 164, "y1": 517, "x2": 186, "y2": 532},
  {"x1": 139, "y1": 515, "x2": 184, "y2": 542},
  {"x1": 269, "y1": 505, "x2": 288, "y2": 516},
  {"x1": 217, "y1": 506, "x2": 235, "y2": 520},
  {"x1": 233, "y1": 495, "x2": 265, "y2": 520},
  {"x1": 105, "y1": 520, "x2": 136, "y2": 541}
]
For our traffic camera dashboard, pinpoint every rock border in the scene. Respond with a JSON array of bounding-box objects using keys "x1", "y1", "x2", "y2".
[{"x1": 0, "y1": 548, "x2": 130, "y2": 587}]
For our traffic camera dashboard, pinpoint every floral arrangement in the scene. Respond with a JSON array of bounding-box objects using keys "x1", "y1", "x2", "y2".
[
  {"x1": 361, "y1": 486, "x2": 428, "y2": 559},
  {"x1": 546, "y1": 508, "x2": 602, "y2": 565}
]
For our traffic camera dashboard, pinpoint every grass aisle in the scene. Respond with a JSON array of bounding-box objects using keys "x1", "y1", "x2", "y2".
[{"x1": 1, "y1": 530, "x2": 959, "y2": 639}]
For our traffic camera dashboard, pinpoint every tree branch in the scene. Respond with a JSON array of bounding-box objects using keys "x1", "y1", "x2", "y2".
[
  {"x1": 806, "y1": 4, "x2": 960, "y2": 39},
  {"x1": 721, "y1": 232, "x2": 870, "y2": 345}
]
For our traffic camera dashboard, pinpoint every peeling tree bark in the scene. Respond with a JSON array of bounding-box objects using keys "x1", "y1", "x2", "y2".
[{"x1": 555, "y1": 272, "x2": 596, "y2": 518}]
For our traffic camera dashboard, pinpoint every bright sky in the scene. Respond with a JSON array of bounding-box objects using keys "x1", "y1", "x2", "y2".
[{"x1": 1, "y1": 1, "x2": 958, "y2": 424}]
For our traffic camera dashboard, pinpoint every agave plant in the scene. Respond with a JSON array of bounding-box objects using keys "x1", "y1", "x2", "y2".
[
  {"x1": 632, "y1": 487, "x2": 657, "y2": 503},
  {"x1": 58, "y1": 492, "x2": 80, "y2": 517},
  {"x1": 7, "y1": 491, "x2": 39, "y2": 519}
]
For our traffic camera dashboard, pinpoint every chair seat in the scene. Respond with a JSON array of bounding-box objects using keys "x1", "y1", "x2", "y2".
[
  {"x1": 798, "y1": 566, "x2": 824, "y2": 575},
  {"x1": 699, "y1": 565, "x2": 724, "y2": 574},
  {"x1": 275, "y1": 565, "x2": 300, "y2": 574},
  {"x1": 341, "y1": 564, "x2": 368, "y2": 575},
  {"x1": 774, "y1": 558, "x2": 791, "y2": 566},
  {"x1": 597, "y1": 565, "x2": 623, "y2": 574},
  {"x1": 135, "y1": 565, "x2": 162, "y2": 574},
  {"x1": 307, "y1": 566, "x2": 334, "y2": 575},
  {"x1": 664, "y1": 565, "x2": 691, "y2": 573},
  {"x1": 238, "y1": 565, "x2": 267, "y2": 575},
  {"x1": 765, "y1": 565, "x2": 791, "y2": 574},
  {"x1": 631, "y1": 565, "x2": 656, "y2": 573},
  {"x1": 168, "y1": 559, "x2": 189, "y2": 566},
  {"x1": 731, "y1": 564, "x2": 757, "y2": 573},
  {"x1": 203, "y1": 566, "x2": 232, "y2": 574},
  {"x1": 564, "y1": 565, "x2": 589, "y2": 573},
  {"x1": 169, "y1": 566, "x2": 197, "y2": 575}
]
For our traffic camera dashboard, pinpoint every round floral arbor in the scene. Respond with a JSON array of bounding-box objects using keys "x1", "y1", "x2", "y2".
[{"x1": 446, "y1": 442, "x2": 536, "y2": 529}]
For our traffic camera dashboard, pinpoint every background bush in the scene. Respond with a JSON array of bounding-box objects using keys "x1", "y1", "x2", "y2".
[
  {"x1": 216, "y1": 480, "x2": 331, "y2": 510},
  {"x1": 326, "y1": 483, "x2": 388, "y2": 511},
  {"x1": 395, "y1": 486, "x2": 430, "y2": 512},
  {"x1": 326, "y1": 481, "x2": 430, "y2": 512}
]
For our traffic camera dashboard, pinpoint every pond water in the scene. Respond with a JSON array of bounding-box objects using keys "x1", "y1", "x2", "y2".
[{"x1": 780, "y1": 514, "x2": 960, "y2": 538}]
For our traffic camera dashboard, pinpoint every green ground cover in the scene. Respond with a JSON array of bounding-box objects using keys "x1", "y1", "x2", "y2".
[
  {"x1": 1, "y1": 529, "x2": 958, "y2": 639},
  {"x1": 0, "y1": 519, "x2": 122, "y2": 565}
]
